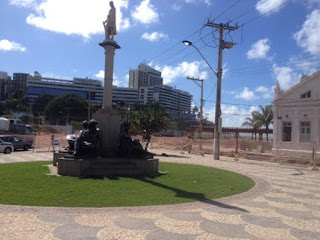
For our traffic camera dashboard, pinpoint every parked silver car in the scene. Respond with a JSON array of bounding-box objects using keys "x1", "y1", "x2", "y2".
[
  {"x1": 0, "y1": 139, "x2": 14, "y2": 154},
  {"x1": 0, "y1": 135, "x2": 32, "y2": 151}
]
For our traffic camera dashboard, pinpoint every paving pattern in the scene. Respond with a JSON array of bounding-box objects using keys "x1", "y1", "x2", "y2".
[{"x1": 0, "y1": 149, "x2": 320, "y2": 239}]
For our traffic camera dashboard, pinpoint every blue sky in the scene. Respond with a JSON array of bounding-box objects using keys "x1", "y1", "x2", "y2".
[{"x1": 1, "y1": 0, "x2": 320, "y2": 126}]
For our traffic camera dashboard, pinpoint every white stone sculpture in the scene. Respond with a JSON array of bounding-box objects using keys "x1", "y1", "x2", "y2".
[{"x1": 103, "y1": 1, "x2": 117, "y2": 41}]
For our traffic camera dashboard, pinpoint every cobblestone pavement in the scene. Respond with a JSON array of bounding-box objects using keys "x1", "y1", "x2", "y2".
[{"x1": 0, "y1": 149, "x2": 320, "y2": 240}]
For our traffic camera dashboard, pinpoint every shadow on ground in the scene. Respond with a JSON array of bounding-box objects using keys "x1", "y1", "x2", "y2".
[{"x1": 139, "y1": 177, "x2": 248, "y2": 212}]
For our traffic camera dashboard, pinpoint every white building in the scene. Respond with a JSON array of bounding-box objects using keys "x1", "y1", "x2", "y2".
[
  {"x1": 129, "y1": 64, "x2": 163, "y2": 89},
  {"x1": 140, "y1": 85, "x2": 192, "y2": 119},
  {"x1": 273, "y1": 71, "x2": 320, "y2": 160},
  {"x1": 27, "y1": 72, "x2": 141, "y2": 106}
]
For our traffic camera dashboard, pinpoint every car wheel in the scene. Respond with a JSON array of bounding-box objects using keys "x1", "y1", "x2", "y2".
[
  {"x1": 4, "y1": 147, "x2": 12, "y2": 154},
  {"x1": 23, "y1": 145, "x2": 29, "y2": 151}
]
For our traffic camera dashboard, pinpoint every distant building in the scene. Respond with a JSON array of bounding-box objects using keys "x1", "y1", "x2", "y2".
[
  {"x1": 129, "y1": 63, "x2": 163, "y2": 89},
  {"x1": 139, "y1": 85, "x2": 192, "y2": 119},
  {"x1": 0, "y1": 72, "x2": 11, "y2": 100},
  {"x1": 11, "y1": 73, "x2": 32, "y2": 98},
  {"x1": 27, "y1": 72, "x2": 141, "y2": 106},
  {"x1": 273, "y1": 71, "x2": 320, "y2": 161}
]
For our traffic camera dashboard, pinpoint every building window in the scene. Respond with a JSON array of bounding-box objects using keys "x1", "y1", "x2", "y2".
[
  {"x1": 282, "y1": 122, "x2": 292, "y2": 142},
  {"x1": 300, "y1": 122, "x2": 311, "y2": 142},
  {"x1": 301, "y1": 90, "x2": 311, "y2": 99}
]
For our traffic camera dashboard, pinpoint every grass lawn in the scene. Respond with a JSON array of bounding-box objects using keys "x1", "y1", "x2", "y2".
[{"x1": 0, "y1": 162, "x2": 255, "y2": 207}]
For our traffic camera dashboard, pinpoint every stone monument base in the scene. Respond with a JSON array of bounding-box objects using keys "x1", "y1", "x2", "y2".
[
  {"x1": 92, "y1": 108, "x2": 121, "y2": 156},
  {"x1": 57, "y1": 156, "x2": 159, "y2": 178}
]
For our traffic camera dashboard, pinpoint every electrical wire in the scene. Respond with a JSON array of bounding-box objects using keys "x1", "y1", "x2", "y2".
[
  {"x1": 147, "y1": 27, "x2": 203, "y2": 63},
  {"x1": 230, "y1": 0, "x2": 269, "y2": 23},
  {"x1": 213, "y1": 0, "x2": 242, "y2": 21},
  {"x1": 241, "y1": 0, "x2": 294, "y2": 27}
]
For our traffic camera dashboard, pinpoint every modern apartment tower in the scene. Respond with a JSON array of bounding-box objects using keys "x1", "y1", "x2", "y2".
[
  {"x1": 139, "y1": 85, "x2": 192, "y2": 120},
  {"x1": 129, "y1": 63, "x2": 163, "y2": 89}
]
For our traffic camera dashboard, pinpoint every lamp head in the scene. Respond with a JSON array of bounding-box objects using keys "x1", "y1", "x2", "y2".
[{"x1": 182, "y1": 40, "x2": 192, "y2": 46}]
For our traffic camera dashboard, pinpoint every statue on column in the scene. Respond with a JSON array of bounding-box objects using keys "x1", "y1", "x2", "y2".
[{"x1": 103, "y1": 1, "x2": 117, "y2": 41}]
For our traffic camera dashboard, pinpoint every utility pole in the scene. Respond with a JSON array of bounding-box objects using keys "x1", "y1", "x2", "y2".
[
  {"x1": 187, "y1": 76, "x2": 204, "y2": 150},
  {"x1": 204, "y1": 21, "x2": 239, "y2": 160}
]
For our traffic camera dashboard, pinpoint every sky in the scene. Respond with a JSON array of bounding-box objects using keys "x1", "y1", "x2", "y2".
[{"x1": 1, "y1": 0, "x2": 320, "y2": 127}]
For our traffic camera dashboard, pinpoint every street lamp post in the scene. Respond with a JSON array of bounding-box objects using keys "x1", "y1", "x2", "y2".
[{"x1": 183, "y1": 40, "x2": 220, "y2": 160}]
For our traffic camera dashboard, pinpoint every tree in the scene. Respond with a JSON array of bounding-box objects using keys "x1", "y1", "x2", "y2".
[
  {"x1": 129, "y1": 102, "x2": 171, "y2": 150},
  {"x1": 44, "y1": 93, "x2": 88, "y2": 125},
  {"x1": 253, "y1": 105, "x2": 273, "y2": 141},
  {"x1": 33, "y1": 94, "x2": 55, "y2": 116},
  {"x1": 242, "y1": 112, "x2": 261, "y2": 141}
]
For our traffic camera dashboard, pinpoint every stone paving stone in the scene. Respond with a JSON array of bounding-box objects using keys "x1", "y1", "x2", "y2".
[
  {"x1": 200, "y1": 220, "x2": 254, "y2": 239},
  {"x1": 303, "y1": 203, "x2": 320, "y2": 211},
  {"x1": 286, "y1": 192, "x2": 318, "y2": 199},
  {"x1": 281, "y1": 215, "x2": 320, "y2": 233},
  {"x1": 114, "y1": 216, "x2": 157, "y2": 230},
  {"x1": 201, "y1": 211, "x2": 245, "y2": 225},
  {"x1": 37, "y1": 214, "x2": 76, "y2": 224},
  {"x1": 245, "y1": 225, "x2": 298, "y2": 240},
  {"x1": 241, "y1": 214, "x2": 288, "y2": 229},
  {"x1": 234, "y1": 201, "x2": 271, "y2": 209},
  {"x1": 53, "y1": 223, "x2": 101, "y2": 240},
  {"x1": 290, "y1": 228, "x2": 320, "y2": 240},
  {"x1": 155, "y1": 217, "x2": 203, "y2": 235},
  {"x1": 203, "y1": 204, "x2": 249, "y2": 214},
  {"x1": 274, "y1": 208, "x2": 319, "y2": 220},
  {"x1": 146, "y1": 229, "x2": 198, "y2": 240},
  {"x1": 162, "y1": 211, "x2": 204, "y2": 221},
  {"x1": 263, "y1": 196, "x2": 300, "y2": 204}
]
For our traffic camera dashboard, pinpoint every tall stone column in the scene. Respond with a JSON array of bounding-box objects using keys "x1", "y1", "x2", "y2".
[
  {"x1": 100, "y1": 41, "x2": 120, "y2": 109},
  {"x1": 93, "y1": 40, "x2": 121, "y2": 156}
]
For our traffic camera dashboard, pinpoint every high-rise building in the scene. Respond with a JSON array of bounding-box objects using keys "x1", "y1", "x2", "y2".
[
  {"x1": 139, "y1": 85, "x2": 192, "y2": 120},
  {"x1": 129, "y1": 64, "x2": 163, "y2": 89},
  {"x1": 0, "y1": 72, "x2": 10, "y2": 100},
  {"x1": 11, "y1": 73, "x2": 32, "y2": 98}
]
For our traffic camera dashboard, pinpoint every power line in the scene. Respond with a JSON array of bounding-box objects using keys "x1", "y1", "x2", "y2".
[
  {"x1": 156, "y1": 31, "x2": 213, "y2": 66},
  {"x1": 147, "y1": 27, "x2": 202, "y2": 63},
  {"x1": 241, "y1": 0, "x2": 294, "y2": 26},
  {"x1": 230, "y1": 0, "x2": 269, "y2": 23},
  {"x1": 213, "y1": 0, "x2": 242, "y2": 21}
]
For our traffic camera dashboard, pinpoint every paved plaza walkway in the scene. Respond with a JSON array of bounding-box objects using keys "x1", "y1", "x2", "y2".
[{"x1": 0, "y1": 149, "x2": 320, "y2": 239}]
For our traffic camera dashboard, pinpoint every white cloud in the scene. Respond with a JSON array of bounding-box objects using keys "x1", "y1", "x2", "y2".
[
  {"x1": 247, "y1": 38, "x2": 271, "y2": 60},
  {"x1": 256, "y1": 0, "x2": 287, "y2": 15},
  {"x1": 235, "y1": 87, "x2": 256, "y2": 101},
  {"x1": 141, "y1": 32, "x2": 168, "y2": 42},
  {"x1": 255, "y1": 86, "x2": 269, "y2": 93},
  {"x1": 94, "y1": 70, "x2": 127, "y2": 87},
  {"x1": 294, "y1": 9, "x2": 320, "y2": 55},
  {"x1": 131, "y1": 0, "x2": 159, "y2": 24},
  {"x1": 172, "y1": 3, "x2": 182, "y2": 11},
  {"x1": 9, "y1": 0, "x2": 35, "y2": 8},
  {"x1": 289, "y1": 55, "x2": 319, "y2": 74},
  {"x1": 113, "y1": 74, "x2": 128, "y2": 87},
  {"x1": 23, "y1": 0, "x2": 129, "y2": 39},
  {"x1": 95, "y1": 70, "x2": 104, "y2": 79},
  {"x1": 155, "y1": 61, "x2": 209, "y2": 84},
  {"x1": 255, "y1": 86, "x2": 273, "y2": 99},
  {"x1": 41, "y1": 72, "x2": 72, "y2": 80},
  {"x1": 205, "y1": 105, "x2": 258, "y2": 127},
  {"x1": 185, "y1": 0, "x2": 211, "y2": 6},
  {"x1": 273, "y1": 64, "x2": 300, "y2": 90},
  {"x1": 0, "y1": 39, "x2": 26, "y2": 52}
]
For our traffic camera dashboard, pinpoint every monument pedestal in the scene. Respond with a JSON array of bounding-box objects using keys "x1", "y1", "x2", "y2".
[{"x1": 93, "y1": 108, "x2": 121, "y2": 156}]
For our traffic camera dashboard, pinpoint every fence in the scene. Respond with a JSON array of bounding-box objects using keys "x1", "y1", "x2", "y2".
[
  {"x1": 148, "y1": 136, "x2": 272, "y2": 157},
  {"x1": 33, "y1": 133, "x2": 69, "y2": 150}
]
